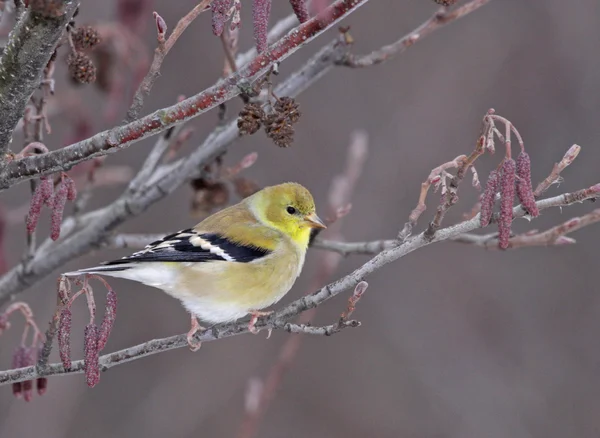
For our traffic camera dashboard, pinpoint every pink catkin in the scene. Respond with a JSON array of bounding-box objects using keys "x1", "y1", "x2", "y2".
[
  {"x1": 58, "y1": 308, "x2": 72, "y2": 369},
  {"x1": 50, "y1": 181, "x2": 68, "y2": 240},
  {"x1": 26, "y1": 182, "x2": 45, "y2": 234},
  {"x1": 515, "y1": 152, "x2": 539, "y2": 217},
  {"x1": 36, "y1": 345, "x2": 48, "y2": 395},
  {"x1": 21, "y1": 347, "x2": 35, "y2": 402},
  {"x1": 211, "y1": 0, "x2": 232, "y2": 36},
  {"x1": 289, "y1": 0, "x2": 310, "y2": 22},
  {"x1": 64, "y1": 176, "x2": 77, "y2": 201},
  {"x1": 252, "y1": 0, "x2": 271, "y2": 53},
  {"x1": 11, "y1": 347, "x2": 25, "y2": 398},
  {"x1": 97, "y1": 289, "x2": 117, "y2": 351},
  {"x1": 84, "y1": 324, "x2": 100, "y2": 388},
  {"x1": 40, "y1": 177, "x2": 54, "y2": 206},
  {"x1": 498, "y1": 159, "x2": 516, "y2": 249},
  {"x1": 480, "y1": 170, "x2": 500, "y2": 227}
]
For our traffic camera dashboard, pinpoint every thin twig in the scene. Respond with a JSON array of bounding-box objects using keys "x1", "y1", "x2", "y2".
[
  {"x1": 399, "y1": 154, "x2": 466, "y2": 240},
  {"x1": 124, "y1": 0, "x2": 212, "y2": 122},
  {"x1": 423, "y1": 134, "x2": 486, "y2": 240},
  {"x1": 340, "y1": 0, "x2": 491, "y2": 67},
  {"x1": 533, "y1": 144, "x2": 581, "y2": 198}
]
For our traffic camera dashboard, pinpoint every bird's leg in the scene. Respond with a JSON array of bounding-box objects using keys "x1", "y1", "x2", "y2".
[
  {"x1": 187, "y1": 314, "x2": 205, "y2": 352},
  {"x1": 248, "y1": 310, "x2": 273, "y2": 335}
]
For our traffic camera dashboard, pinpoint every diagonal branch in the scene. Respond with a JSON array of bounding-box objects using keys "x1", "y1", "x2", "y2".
[
  {"x1": 340, "y1": 0, "x2": 490, "y2": 68},
  {"x1": 0, "y1": 184, "x2": 597, "y2": 386},
  {"x1": 0, "y1": 0, "x2": 79, "y2": 155}
]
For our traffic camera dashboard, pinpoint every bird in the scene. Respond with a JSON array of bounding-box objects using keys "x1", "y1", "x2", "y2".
[{"x1": 64, "y1": 182, "x2": 326, "y2": 351}]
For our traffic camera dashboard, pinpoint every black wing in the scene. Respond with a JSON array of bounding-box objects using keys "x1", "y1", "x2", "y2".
[{"x1": 103, "y1": 229, "x2": 271, "y2": 265}]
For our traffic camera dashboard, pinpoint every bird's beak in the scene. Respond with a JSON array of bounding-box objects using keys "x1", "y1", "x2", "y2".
[{"x1": 304, "y1": 212, "x2": 327, "y2": 229}]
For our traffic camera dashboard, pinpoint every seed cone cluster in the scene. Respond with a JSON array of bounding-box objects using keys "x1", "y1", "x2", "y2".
[{"x1": 237, "y1": 97, "x2": 302, "y2": 147}]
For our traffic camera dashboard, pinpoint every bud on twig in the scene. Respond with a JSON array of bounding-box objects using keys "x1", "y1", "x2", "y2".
[
  {"x1": 498, "y1": 159, "x2": 516, "y2": 249},
  {"x1": 84, "y1": 324, "x2": 100, "y2": 388},
  {"x1": 58, "y1": 308, "x2": 72, "y2": 369},
  {"x1": 153, "y1": 11, "x2": 167, "y2": 43}
]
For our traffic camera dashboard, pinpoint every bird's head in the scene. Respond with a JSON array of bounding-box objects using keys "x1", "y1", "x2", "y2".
[{"x1": 249, "y1": 182, "x2": 326, "y2": 244}]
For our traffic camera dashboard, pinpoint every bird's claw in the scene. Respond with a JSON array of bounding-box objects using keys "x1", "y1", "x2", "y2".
[
  {"x1": 248, "y1": 310, "x2": 273, "y2": 335},
  {"x1": 187, "y1": 315, "x2": 205, "y2": 352}
]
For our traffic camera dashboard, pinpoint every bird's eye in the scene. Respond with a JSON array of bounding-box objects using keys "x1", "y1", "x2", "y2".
[{"x1": 286, "y1": 206, "x2": 296, "y2": 215}]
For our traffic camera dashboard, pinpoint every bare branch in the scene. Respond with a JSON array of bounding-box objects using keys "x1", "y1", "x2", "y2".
[
  {"x1": 124, "y1": 0, "x2": 212, "y2": 122},
  {"x1": 340, "y1": 0, "x2": 491, "y2": 68},
  {"x1": 0, "y1": 184, "x2": 597, "y2": 386},
  {"x1": 0, "y1": 1, "x2": 78, "y2": 155},
  {"x1": 534, "y1": 144, "x2": 581, "y2": 197},
  {"x1": 399, "y1": 154, "x2": 466, "y2": 240}
]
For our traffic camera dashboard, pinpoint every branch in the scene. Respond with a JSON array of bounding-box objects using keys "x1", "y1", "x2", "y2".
[
  {"x1": 534, "y1": 144, "x2": 580, "y2": 197},
  {"x1": 0, "y1": 1, "x2": 79, "y2": 155},
  {"x1": 124, "y1": 0, "x2": 212, "y2": 122},
  {"x1": 340, "y1": 0, "x2": 490, "y2": 68},
  {"x1": 0, "y1": 184, "x2": 597, "y2": 386},
  {"x1": 0, "y1": 0, "x2": 370, "y2": 191}
]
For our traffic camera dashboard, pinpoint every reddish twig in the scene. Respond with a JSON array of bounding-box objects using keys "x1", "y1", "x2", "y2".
[
  {"x1": 533, "y1": 144, "x2": 581, "y2": 197},
  {"x1": 423, "y1": 138, "x2": 486, "y2": 240},
  {"x1": 399, "y1": 154, "x2": 467, "y2": 240}
]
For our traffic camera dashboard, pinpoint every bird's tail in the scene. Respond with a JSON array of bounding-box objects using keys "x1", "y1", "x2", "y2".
[{"x1": 62, "y1": 264, "x2": 132, "y2": 277}]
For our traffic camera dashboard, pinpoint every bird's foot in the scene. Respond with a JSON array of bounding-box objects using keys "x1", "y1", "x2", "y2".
[
  {"x1": 187, "y1": 315, "x2": 205, "y2": 352},
  {"x1": 248, "y1": 310, "x2": 273, "y2": 335}
]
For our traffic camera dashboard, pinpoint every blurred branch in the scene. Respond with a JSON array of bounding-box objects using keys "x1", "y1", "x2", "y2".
[
  {"x1": 0, "y1": 1, "x2": 78, "y2": 155},
  {"x1": 0, "y1": 0, "x2": 370, "y2": 190},
  {"x1": 124, "y1": 0, "x2": 212, "y2": 123},
  {"x1": 0, "y1": 184, "x2": 598, "y2": 386},
  {"x1": 340, "y1": 0, "x2": 490, "y2": 68}
]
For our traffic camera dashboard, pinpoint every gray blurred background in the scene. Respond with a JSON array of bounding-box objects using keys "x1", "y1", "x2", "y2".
[{"x1": 2, "y1": 0, "x2": 600, "y2": 436}]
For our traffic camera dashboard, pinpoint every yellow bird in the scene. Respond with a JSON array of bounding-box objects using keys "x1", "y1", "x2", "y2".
[{"x1": 65, "y1": 182, "x2": 325, "y2": 350}]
